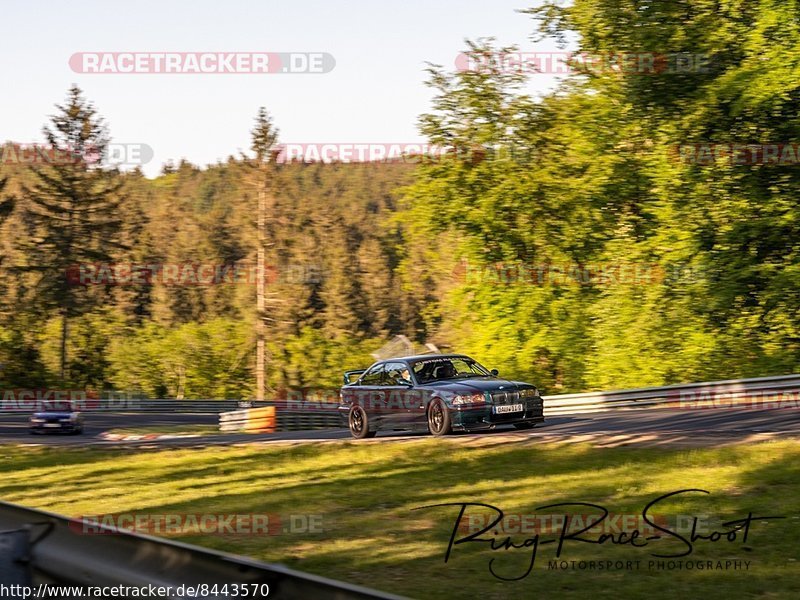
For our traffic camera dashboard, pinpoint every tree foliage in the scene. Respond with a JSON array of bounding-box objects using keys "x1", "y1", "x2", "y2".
[{"x1": 2, "y1": 1, "x2": 800, "y2": 395}]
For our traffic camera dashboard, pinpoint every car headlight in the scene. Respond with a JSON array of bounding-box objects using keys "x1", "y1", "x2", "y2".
[
  {"x1": 452, "y1": 393, "x2": 485, "y2": 405},
  {"x1": 520, "y1": 388, "x2": 539, "y2": 398}
]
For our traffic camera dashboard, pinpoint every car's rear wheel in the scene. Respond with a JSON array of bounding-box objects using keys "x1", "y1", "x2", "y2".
[
  {"x1": 513, "y1": 422, "x2": 535, "y2": 430},
  {"x1": 428, "y1": 399, "x2": 452, "y2": 436},
  {"x1": 348, "y1": 406, "x2": 376, "y2": 439}
]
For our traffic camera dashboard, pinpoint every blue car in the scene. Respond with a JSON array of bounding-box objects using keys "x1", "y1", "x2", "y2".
[
  {"x1": 339, "y1": 354, "x2": 544, "y2": 438},
  {"x1": 29, "y1": 402, "x2": 84, "y2": 434}
]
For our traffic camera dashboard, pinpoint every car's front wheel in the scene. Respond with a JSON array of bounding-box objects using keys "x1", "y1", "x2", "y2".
[
  {"x1": 428, "y1": 399, "x2": 452, "y2": 436},
  {"x1": 348, "y1": 406, "x2": 376, "y2": 439}
]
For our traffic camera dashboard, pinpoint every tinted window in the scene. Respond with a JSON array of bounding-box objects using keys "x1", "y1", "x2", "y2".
[
  {"x1": 412, "y1": 357, "x2": 490, "y2": 383},
  {"x1": 383, "y1": 362, "x2": 412, "y2": 385},
  {"x1": 360, "y1": 364, "x2": 385, "y2": 385}
]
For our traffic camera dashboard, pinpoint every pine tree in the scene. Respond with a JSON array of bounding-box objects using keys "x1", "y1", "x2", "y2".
[
  {"x1": 250, "y1": 107, "x2": 280, "y2": 399},
  {"x1": 0, "y1": 177, "x2": 15, "y2": 266},
  {"x1": 20, "y1": 86, "x2": 125, "y2": 383}
]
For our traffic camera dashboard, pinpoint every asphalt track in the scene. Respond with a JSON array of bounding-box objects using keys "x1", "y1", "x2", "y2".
[{"x1": 1, "y1": 407, "x2": 800, "y2": 448}]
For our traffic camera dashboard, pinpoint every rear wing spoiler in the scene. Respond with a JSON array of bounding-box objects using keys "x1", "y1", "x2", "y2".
[{"x1": 343, "y1": 369, "x2": 366, "y2": 385}]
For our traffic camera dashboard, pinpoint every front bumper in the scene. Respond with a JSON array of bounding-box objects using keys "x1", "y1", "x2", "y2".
[
  {"x1": 29, "y1": 421, "x2": 81, "y2": 433},
  {"x1": 451, "y1": 396, "x2": 544, "y2": 431}
]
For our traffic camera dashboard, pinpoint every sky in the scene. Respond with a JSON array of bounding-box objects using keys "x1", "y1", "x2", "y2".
[{"x1": 1, "y1": 0, "x2": 565, "y2": 177}]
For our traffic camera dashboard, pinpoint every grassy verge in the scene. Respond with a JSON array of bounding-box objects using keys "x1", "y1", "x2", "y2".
[{"x1": 1, "y1": 439, "x2": 798, "y2": 599}]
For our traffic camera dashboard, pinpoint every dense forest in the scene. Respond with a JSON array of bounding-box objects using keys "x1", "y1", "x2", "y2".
[{"x1": 1, "y1": 0, "x2": 799, "y2": 397}]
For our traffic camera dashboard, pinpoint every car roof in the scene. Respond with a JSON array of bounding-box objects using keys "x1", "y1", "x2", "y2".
[{"x1": 378, "y1": 354, "x2": 471, "y2": 364}]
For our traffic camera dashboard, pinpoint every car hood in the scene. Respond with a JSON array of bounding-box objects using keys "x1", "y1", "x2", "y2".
[{"x1": 419, "y1": 378, "x2": 533, "y2": 393}]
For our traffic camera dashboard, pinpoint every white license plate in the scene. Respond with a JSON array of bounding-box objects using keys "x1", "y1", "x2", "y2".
[
  {"x1": 43, "y1": 423, "x2": 62, "y2": 428},
  {"x1": 494, "y1": 403, "x2": 523, "y2": 414}
]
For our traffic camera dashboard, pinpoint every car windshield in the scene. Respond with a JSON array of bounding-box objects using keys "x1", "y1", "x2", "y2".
[
  {"x1": 411, "y1": 357, "x2": 491, "y2": 384},
  {"x1": 38, "y1": 402, "x2": 73, "y2": 412}
]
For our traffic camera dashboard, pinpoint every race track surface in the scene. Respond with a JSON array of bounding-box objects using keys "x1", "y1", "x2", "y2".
[{"x1": 1, "y1": 407, "x2": 799, "y2": 448}]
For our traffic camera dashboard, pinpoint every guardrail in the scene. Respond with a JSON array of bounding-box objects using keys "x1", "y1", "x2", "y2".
[
  {"x1": 3, "y1": 373, "x2": 798, "y2": 425},
  {"x1": 217, "y1": 404, "x2": 340, "y2": 433},
  {"x1": 1, "y1": 399, "x2": 343, "y2": 431},
  {"x1": 541, "y1": 373, "x2": 800, "y2": 415},
  {"x1": 0, "y1": 399, "x2": 242, "y2": 413},
  {"x1": 0, "y1": 399, "x2": 234, "y2": 413},
  {"x1": 0, "y1": 501, "x2": 404, "y2": 599}
]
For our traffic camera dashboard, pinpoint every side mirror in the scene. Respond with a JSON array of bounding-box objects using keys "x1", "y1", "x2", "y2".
[{"x1": 490, "y1": 369, "x2": 499, "y2": 376}]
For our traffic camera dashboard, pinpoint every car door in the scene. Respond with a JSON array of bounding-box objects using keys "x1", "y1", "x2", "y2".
[
  {"x1": 351, "y1": 363, "x2": 387, "y2": 427},
  {"x1": 405, "y1": 360, "x2": 435, "y2": 431},
  {"x1": 381, "y1": 361, "x2": 415, "y2": 429}
]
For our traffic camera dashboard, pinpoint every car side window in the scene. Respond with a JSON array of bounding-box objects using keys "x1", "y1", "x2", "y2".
[
  {"x1": 360, "y1": 364, "x2": 385, "y2": 385},
  {"x1": 384, "y1": 362, "x2": 411, "y2": 386}
]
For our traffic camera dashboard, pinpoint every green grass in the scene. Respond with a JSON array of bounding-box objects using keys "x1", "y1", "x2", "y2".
[{"x1": 1, "y1": 439, "x2": 798, "y2": 599}]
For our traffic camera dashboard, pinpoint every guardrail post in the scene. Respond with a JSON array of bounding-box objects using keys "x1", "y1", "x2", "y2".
[{"x1": 0, "y1": 528, "x2": 33, "y2": 584}]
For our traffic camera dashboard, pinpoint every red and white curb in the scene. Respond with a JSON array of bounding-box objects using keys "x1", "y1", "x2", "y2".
[{"x1": 98, "y1": 431, "x2": 202, "y2": 442}]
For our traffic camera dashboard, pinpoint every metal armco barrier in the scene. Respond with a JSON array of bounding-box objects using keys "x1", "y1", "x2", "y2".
[
  {"x1": 0, "y1": 398, "x2": 242, "y2": 413},
  {"x1": 3, "y1": 373, "x2": 799, "y2": 423},
  {"x1": 0, "y1": 501, "x2": 405, "y2": 599},
  {"x1": 0, "y1": 396, "x2": 342, "y2": 432},
  {"x1": 0, "y1": 399, "x2": 342, "y2": 428},
  {"x1": 276, "y1": 412, "x2": 342, "y2": 431},
  {"x1": 542, "y1": 373, "x2": 800, "y2": 415}
]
